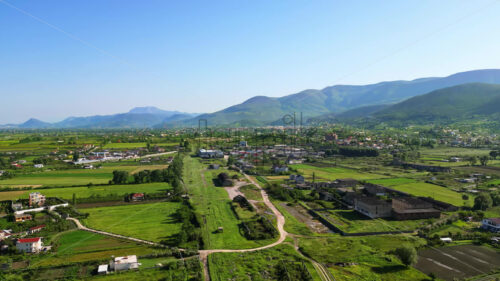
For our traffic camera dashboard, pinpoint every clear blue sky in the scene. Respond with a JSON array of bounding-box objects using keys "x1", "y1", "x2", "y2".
[{"x1": 1, "y1": 0, "x2": 500, "y2": 123}]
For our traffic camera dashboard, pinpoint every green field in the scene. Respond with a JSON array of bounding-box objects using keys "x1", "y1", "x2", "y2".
[
  {"x1": 184, "y1": 156, "x2": 275, "y2": 249},
  {"x1": 367, "y1": 178, "x2": 418, "y2": 186},
  {"x1": 0, "y1": 182, "x2": 171, "y2": 201},
  {"x1": 34, "y1": 230, "x2": 157, "y2": 267},
  {"x1": 382, "y1": 181, "x2": 473, "y2": 206},
  {"x1": 290, "y1": 164, "x2": 386, "y2": 181},
  {"x1": 298, "y1": 235, "x2": 429, "y2": 281},
  {"x1": 82, "y1": 202, "x2": 183, "y2": 242},
  {"x1": 0, "y1": 165, "x2": 140, "y2": 187},
  {"x1": 209, "y1": 243, "x2": 322, "y2": 281}
]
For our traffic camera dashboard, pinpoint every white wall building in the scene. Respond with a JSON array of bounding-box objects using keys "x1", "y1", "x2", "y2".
[
  {"x1": 16, "y1": 237, "x2": 42, "y2": 253},
  {"x1": 109, "y1": 255, "x2": 140, "y2": 271}
]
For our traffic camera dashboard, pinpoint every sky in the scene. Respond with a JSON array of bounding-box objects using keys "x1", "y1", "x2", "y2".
[{"x1": 1, "y1": 0, "x2": 500, "y2": 123}]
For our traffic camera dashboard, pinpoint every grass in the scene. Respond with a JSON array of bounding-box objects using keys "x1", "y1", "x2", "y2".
[
  {"x1": 367, "y1": 178, "x2": 418, "y2": 186},
  {"x1": 209, "y1": 243, "x2": 322, "y2": 281},
  {"x1": 82, "y1": 202, "x2": 183, "y2": 243},
  {"x1": 385, "y1": 182, "x2": 473, "y2": 206},
  {"x1": 273, "y1": 200, "x2": 315, "y2": 236},
  {"x1": 298, "y1": 235, "x2": 430, "y2": 281},
  {"x1": 33, "y1": 230, "x2": 157, "y2": 267},
  {"x1": 0, "y1": 165, "x2": 139, "y2": 187},
  {"x1": 290, "y1": 164, "x2": 386, "y2": 181},
  {"x1": 239, "y1": 184, "x2": 263, "y2": 201},
  {"x1": 184, "y1": 156, "x2": 276, "y2": 249},
  {"x1": 321, "y1": 209, "x2": 433, "y2": 233},
  {"x1": 0, "y1": 182, "x2": 171, "y2": 201}
]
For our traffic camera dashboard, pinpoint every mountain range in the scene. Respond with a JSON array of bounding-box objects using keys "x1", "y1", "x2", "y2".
[{"x1": 3, "y1": 69, "x2": 500, "y2": 128}]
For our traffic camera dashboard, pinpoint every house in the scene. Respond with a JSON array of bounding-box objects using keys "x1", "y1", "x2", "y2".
[
  {"x1": 97, "y1": 264, "x2": 109, "y2": 275},
  {"x1": 272, "y1": 165, "x2": 289, "y2": 174},
  {"x1": 0, "y1": 230, "x2": 12, "y2": 240},
  {"x1": 334, "y1": 178, "x2": 358, "y2": 188},
  {"x1": 0, "y1": 170, "x2": 5, "y2": 176},
  {"x1": 14, "y1": 213, "x2": 32, "y2": 222},
  {"x1": 289, "y1": 175, "x2": 305, "y2": 184},
  {"x1": 198, "y1": 149, "x2": 224, "y2": 159},
  {"x1": 131, "y1": 193, "x2": 144, "y2": 201},
  {"x1": 16, "y1": 237, "x2": 42, "y2": 253},
  {"x1": 392, "y1": 197, "x2": 441, "y2": 220},
  {"x1": 440, "y1": 237, "x2": 452, "y2": 243},
  {"x1": 319, "y1": 191, "x2": 335, "y2": 201},
  {"x1": 34, "y1": 164, "x2": 44, "y2": 168},
  {"x1": 482, "y1": 218, "x2": 500, "y2": 232},
  {"x1": 84, "y1": 164, "x2": 94, "y2": 169},
  {"x1": 208, "y1": 164, "x2": 220, "y2": 170},
  {"x1": 11, "y1": 203, "x2": 23, "y2": 211},
  {"x1": 450, "y1": 157, "x2": 461, "y2": 162},
  {"x1": 109, "y1": 255, "x2": 140, "y2": 271},
  {"x1": 29, "y1": 192, "x2": 46, "y2": 207},
  {"x1": 29, "y1": 225, "x2": 45, "y2": 234},
  {"x1": 354, "y1": 197, "x2": 392, "y2": 219},
  {"x1": 239, "y1": 141, "x2": 248, "y2": 147},
  {"x1": 364, "y1": 185, "x2": 387, "y2": 197}
]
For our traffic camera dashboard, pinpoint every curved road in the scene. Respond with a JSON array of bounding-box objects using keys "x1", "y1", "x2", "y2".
[{"x1": 198, "y1": 173, "x2": 288, "y2": 280}]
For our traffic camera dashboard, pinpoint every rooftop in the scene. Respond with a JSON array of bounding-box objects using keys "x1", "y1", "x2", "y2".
[
  {"x1": 17, "y1": 237, "x2": 41, "y2": 243},
  {"x1": 114, "y1": 255, "x2": 137, "y2": 264}
]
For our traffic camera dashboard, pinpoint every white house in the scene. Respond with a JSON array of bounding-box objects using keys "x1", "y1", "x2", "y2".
[
  {"x1": 109, "y1": 255, "x2": 140, "y2": 271},
  {"x1": 16, "y1": 237, "x2": 42, "y2": 253},
  {"x1": 482, "y1": 218, "x2": 500, "y2": 232},
  {"x1": 34, "y1": 164, "x2": 44, "y2": 168},
  {"x1": 97, "y1": 264, "x2": 109, "y2": 275}
]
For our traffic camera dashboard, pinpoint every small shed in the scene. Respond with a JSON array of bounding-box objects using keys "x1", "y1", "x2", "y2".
[{"x1": 97, "y1": 264, "x2": 108, "y2": 275}]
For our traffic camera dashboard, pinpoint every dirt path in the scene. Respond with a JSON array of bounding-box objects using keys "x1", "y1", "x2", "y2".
[
  {"x1": 224, "y1": 181, "x2": 247, "y2": 200},
  {"x1": 199, "y1": 173, "x2": 288, "y2": 281},
  {"x1": 66, "y1": 217, "x2": 165, "y2": 247}
]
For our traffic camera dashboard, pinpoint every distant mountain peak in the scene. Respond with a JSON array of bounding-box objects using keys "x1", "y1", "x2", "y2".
[{"x1": 128, "y1": 106, "x2": 169, "y2": 114}]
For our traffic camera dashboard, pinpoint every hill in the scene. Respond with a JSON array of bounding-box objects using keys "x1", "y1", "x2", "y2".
[
  {"x1": 373, "y1": 83, "x2": 500, "y2": 124},
  {"x1": 172, "y1": 69, "x2": 500, "y2": 126}
]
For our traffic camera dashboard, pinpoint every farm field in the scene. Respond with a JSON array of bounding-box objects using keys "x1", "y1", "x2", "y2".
[
  {"x1": 81, "y1": 202, "x2": 183, "y2": 243},
  {"x1": 209, "y1": 243, "x2": 322, "y2": 281},
  {"x1": 103, "y1": 142, "x2": 178, "y2": 149},
  {"x1": 298, "y1": 235, "x2": 429, "y2": 281},
  {"x1": 0, "y1": 182, "x2": 171, "y2": 201},
  {"x1": 321, "y1": 209, "x2": 433, "y2": 233},
  {"x1": 34, "y1": 230, "x2": 157, "y2": 267},
  {"x1": 290, "y1": 164, "x2": 387, "y2": 181},
  {"x1": 184, "y1": 156, "x2": 275, "y2": 249},
  {"x1": 368, "y1": 179, "x2": 473, "y2": 206},
  {"x1": 0, "y1": 165, "x2": 139, "y2": 187},
  {"x1": 415, "y1": 245, "x2": 500, "y2": 281}
]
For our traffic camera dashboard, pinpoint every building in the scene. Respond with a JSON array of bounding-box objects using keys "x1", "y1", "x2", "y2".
[
  {"x1": 198, "y1": 149, "x2": 224, "y2": 159},
  {"x1": 334, "y1": 178, "x2": 358, "y2": 188},
  {"x1": 16, "y1": 237, "x2": 42, "y2": 253},
  {"x1": 482, "y1": 218, "x2": 500, "y2": 232},
  {"x1": 131, "y1": 193, "x2": 144, "y2": 201},
  {"x1": 109, "y1": 255, "x2": 140, "y2": 271},
  {"x1": 239, "y1": 141, "x2": 248, "y2": 147},
  {"x1": 0, "y1": 230, "x2": 12, "y2": 240},
  {"x1": 29, "y1": 225, "x2": 45, "y2": 234},
  {"x1": 29, "y1": 192, "x2": 46, "y2": 207},
  {"x1": 34, "y1": 164, "x2": 44, "y2": 168},
  {"x1": 97, "y1": 264, "x2": 109, "y2": 275},
  {"x1": 364, "y1": 185, "x2": 387, "y2": 196},
  {"x1": 392, "y1": 197, "x2": 441, "y2": 220},
  {"x1": 354, "y1": 197, "x2": 392, "y2": 219},
  {"x1": 272, "y1": 165, "x2": 289, "y2": 174},
  {"x1": 289, "y1": 175, "x2": 305, "y2": 184},
  {"x1": 14, "y1": 213, "x2": 32, "y2": 222}
]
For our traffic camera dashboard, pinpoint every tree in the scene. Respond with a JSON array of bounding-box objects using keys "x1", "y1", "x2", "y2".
[
  {"x1": 112, "y1": 170, "x2": 129, "y2": 184},
  {"x1": 490, "y1": 150, "x2": 498, "y2": 160},
  {"x1": 474, "y1": 193, "x2": 493, "y2": 210},
  {"x1": 468, "y1": 156, "x2": 478, "y2": 166},
  {"x1": 394, "y1": 245, "x2": 418, "y2": 267},
  {"x1": 73, "y1": 152, "x2": 80, "y2": 162},
  {"x1": 479, "y1": 155, "x2": 490, "y2": 166}
]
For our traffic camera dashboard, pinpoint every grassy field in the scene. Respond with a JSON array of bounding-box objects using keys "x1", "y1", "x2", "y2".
[
  {"x1": 103, "y1": 142, "x2": 178, "y2": 149},
  {"x1": 321, "y1": 209, "x2": 434, "y2": 233},
  {"x1": 184, "y1": 156, "x2": 275, "y2": 249},
  {"x1": 290, "y1": 164, "x2": 386, "y2": 181},
  {"x1": 209, "y1": 243, "x2": 322, "y2": 281},
  {"x1": 384, "y1": 182, "x2": 473, "y2": 206},
  {"x1": 239, "y1": 184, "x2": 263, "y2": 201},
  {"x1": 298, "y1": 235, "x2": 429, "y2": 281},
  {"x1": 82, "y1": 202, "x2": 183, "y2": 243},
  {"x1": 34, "y1": 230, "x2": 157, "y2": 267},
  {"x1": 0, "y1": 165, "x2": 140, "y2": 187},
  {"x1": 367, "y1": 178, "x2": 418, "y2": 186},
  {"x1": 0, "y1": 182, "x2": 171, "y2": 201}
]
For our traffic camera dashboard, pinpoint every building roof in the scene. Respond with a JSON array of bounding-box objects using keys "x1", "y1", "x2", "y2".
[
  {"x1": 132, "y1": 193, "x2": 144, "y2": 197},
  {"x1": 98, "y1": 264, "x2": 108, "y2": 272},
  {"x1": 17, "y1": 237, "x2": 41, "y2": 243},
  {"x1": 356, "y1": 196, "x2": 390, "y2": 206},
  {"x1": 29, "y1": 225, "x2": 46, "y2": 231},
  {"x1": 14, "y1": 213, "x2": 32, "y2": 218},
  {"x1": 487, "y1": 218, "x2": 500, "y2": 224},
  {"x1": 115, "y1": 255, "x2": 137, "y2": 264}
]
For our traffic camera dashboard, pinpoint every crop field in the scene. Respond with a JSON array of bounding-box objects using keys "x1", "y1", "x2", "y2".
[
  {"x1": 34, "y1": 230, "x2": 157, "y2": 267},
  {"x1": 382, "y1": 181, "x2": 473, "y2": 206},
  {"x1": 209, "y1": 243, "x2": 322, "y2": 281},
  {"x1": 184, "y1": 156, "x2": 275, "y2": 249},
  {"x1": 81, "y1": 202, "x2": 183, "y2": 243},
  {"x1": 7, "y1": 182, "x2": 171, "y2": 201},
  {"x1": 0, "y1": 165, "x2": 139, "y2": 187},
  {"x1": 320, "y1": 209, "x2": 433, "y2": 233},
  {"x1": 415, "y1": 245, "x2": 500, "y2": 281},
  {"x1": 290, "y1": 164, "x2": 386, "y2": 181},
  {"x1": 103, "y1": 142, "x2": 178, "y2": 149},
  {"x1": 298, "y1": 235, "x2": 428, "y2": 281}
]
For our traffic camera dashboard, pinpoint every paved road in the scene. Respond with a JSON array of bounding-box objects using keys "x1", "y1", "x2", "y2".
[{"x1": 198, "y1": 173, "x2": 288, "y2": 281}]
